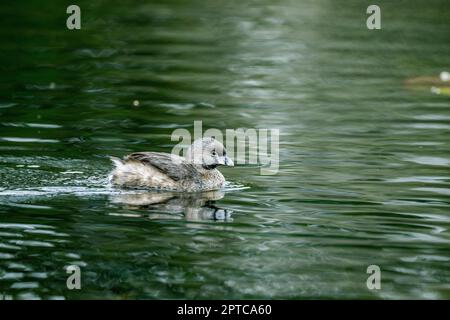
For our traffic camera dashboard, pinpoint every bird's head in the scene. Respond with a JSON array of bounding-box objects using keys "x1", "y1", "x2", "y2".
[{"x1": 186, "y1": 137, "x2": 234, "y2": 170}]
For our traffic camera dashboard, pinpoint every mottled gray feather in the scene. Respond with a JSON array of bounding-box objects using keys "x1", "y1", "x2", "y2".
[{"x1": 124, "y1": 152, "x2": 199, "y2": 182}]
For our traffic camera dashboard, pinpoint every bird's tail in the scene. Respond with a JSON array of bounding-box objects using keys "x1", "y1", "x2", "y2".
[{"x1": 109, "y1": 156, "x2": 124, "y2": 168}]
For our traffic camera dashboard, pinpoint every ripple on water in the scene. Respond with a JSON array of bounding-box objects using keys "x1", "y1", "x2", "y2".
[
  {"x1": 0, "y1": 232, "x2": 24, "y2": 238},
  {"x1": 405, "y1": 156, "x2": 449, "y2": 166},
  {"x1": 0, "y1": 272, "x2": 24, "y2": 280},
  {"x1": 0, "y1": 137, "x2": 60, "y2": 143},
  {"x1": 386, "y1": 176, "x2": 449, "y2": 184},
  {"x1": 23, "y1": 229, "x2": 69, "y2": 237},
  {"x1": 10, "y1": 282, "x2": 40, "y2": 289},
  {"x1": 0, "y1": 223, "x2": 55, "y2": 230},
  {"x1": 223, "y1": 181, "x2": 250, "y2": 192},
  {"x1": 0, "y1": 253, "x2": 14, "y2": 259},
  {"x1": 6, "y1": 262, "x2": 32, "y2": 271},
  {"x1": 413, "y1": 187, "x2": 450, "y2": 196},
  {"x1": 8, "y1": 240, "x2": 55, "y2": 248},
  {"x1": 0, "y1": 103, "x2": 16, "y2": 109},
  {"x1": 1, "y1": 122, "x2": 62, "y2": 129},
  {"x1": 413, "y1": 114, "x2": 450, "y2": 121},
  {"x1": 0, "y1": 243, "x2": 21, "y2": 250},
  {"x1": 406, "y1": 123, "x2": 450, "y2": 130}
]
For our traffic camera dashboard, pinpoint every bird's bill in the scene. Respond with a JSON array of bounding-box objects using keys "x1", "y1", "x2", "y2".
[{"x1": 222, "y1": 156, "x2": 234, "y2": 167}]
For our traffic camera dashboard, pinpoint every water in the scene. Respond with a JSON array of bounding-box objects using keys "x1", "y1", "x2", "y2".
[{"x1": 0, "y1": 0, "x2": 449, "y2": 299}]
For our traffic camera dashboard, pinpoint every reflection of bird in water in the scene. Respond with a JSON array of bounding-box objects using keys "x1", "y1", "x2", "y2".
[{"x1": 109, "y1": 190, "x2": 232, "y2": 221}]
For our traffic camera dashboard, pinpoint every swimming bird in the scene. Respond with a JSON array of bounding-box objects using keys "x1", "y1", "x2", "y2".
[{"x1": 109, "y1": 137, "x2": 234, "y2": 191}]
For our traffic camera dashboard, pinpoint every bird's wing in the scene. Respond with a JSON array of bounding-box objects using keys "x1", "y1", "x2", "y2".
[{"x1": 124, "y1": 152, "x2": 198, "y2": 181}]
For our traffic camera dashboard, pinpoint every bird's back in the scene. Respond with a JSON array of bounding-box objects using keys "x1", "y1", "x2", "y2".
[{"x1": 109, "y1": 152, "x2": 205, "y2": 191}]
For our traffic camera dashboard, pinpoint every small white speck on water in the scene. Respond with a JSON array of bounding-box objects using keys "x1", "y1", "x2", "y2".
[
  {"x1": 49, "y1": 82, "x2": 56, "y2": 90},
  {"x1": 16, "y1": 165, "x2": 25, "y2": 168},
  {"x1": 430, "y1": 86, "x2": 441, "y2": 95},
  {"x1": 27, "y1": 165, "x2": 40, "y2": 168},
  {"x1": 133, "y1": 100, "x2": 140, "y2": 107},
  {"x1": 61, "y1": 171, "x2": 84, "y2": 174},
  {"x1": 440, "y1": 71, "x2": 449, "y2": 82}
]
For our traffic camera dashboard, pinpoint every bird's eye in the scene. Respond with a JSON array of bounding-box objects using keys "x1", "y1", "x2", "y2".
[{"x1": 212, "y1": 150, "x2": 217, "y2": 156}]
